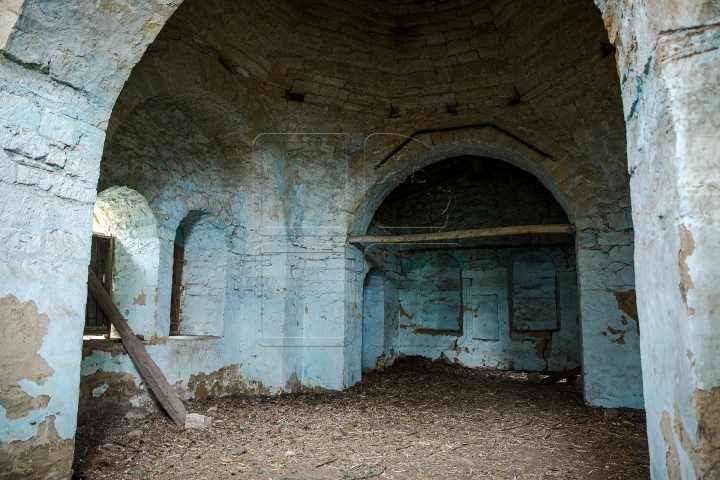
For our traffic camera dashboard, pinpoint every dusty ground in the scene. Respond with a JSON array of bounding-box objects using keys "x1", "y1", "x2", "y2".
[{"x1": 73, "y1": 357, "x2": 649, "y2": 479}]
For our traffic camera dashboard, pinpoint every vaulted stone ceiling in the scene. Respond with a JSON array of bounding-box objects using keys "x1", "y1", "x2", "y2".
[{"x1": 107, "y1": 0, "x2": 624, "y2": 164}]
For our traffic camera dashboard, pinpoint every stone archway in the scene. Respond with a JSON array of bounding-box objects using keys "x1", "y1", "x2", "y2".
[
  {"x1": 350, "y1": 139, "x2": 641, "y2": 409},
  {"x1": 0, "y1": 2, "x2": 184, "y2": 476}
]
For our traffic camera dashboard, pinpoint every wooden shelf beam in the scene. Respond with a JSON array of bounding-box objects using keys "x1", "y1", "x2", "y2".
[{"x1": 348, "y1": 224, "x2": 575, "y2": 244}]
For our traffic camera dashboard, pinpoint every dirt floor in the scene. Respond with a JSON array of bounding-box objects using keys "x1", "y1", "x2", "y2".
[{"x1": 73, "y1": 357, "x2": 649, "y2": 480}]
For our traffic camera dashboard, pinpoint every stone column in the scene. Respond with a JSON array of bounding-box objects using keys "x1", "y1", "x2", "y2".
[
  {"x1": 0, "y1": 59, "x2": 104, "y2": 478},
  {"x1": 0, "y1": 1, "x2": 179, "y2": 476},
  {"x1": 599, "y1": 0, "x2": 720, "y2": 475}
]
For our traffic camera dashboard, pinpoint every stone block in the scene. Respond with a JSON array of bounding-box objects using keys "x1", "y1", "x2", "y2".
[
  {"x1": 38, "y1": 111, "x2": 82, "y2": 147},
  {"x1": 597, "y1": 231, "x2": 632, "y2": 246},
  {"x1": 427, "y1": 32, "x2": 445, "y2": 46},
  {"x1": 607, "y1": 211, "x2": 632, "y2": 230},
  {"x1": 0, "y1": 91, "x2": 42, "y2": 130},
  {"x1": 447, "y1": 39, "x2": 470, "y2": 55},
  {"x1": 185, "y1": 413, "x2": 213, "y2": 429}
]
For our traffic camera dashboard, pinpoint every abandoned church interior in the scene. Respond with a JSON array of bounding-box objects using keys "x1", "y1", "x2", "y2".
[{"x1": 0, "y1": 0, "x2": 718, "y2": 478}]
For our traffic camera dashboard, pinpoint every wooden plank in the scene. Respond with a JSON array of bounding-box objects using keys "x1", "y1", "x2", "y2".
[
  {"x1": 88, "y1": 268, "x2": 188, "y2": 427},
  {"x1": 348, "y1": 224, "x2": 575, "y2": 244},
  {"x1": 540, "y1": 366, "x2": 582, "y2": 385}
]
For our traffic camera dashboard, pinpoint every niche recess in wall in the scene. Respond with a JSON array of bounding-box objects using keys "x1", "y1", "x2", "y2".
[
  {"x1": 171, "y1": 211, "x2": 227, "y2": 337},
  {"x1": 362, "y1": 156, "x2": 580, "y2": 372},
  {"x1": 399, "y1": 251, "x2": 463, "y2": 334},
  {"x1": 510, "y1": 251, "x2": 559, "y2": 331},
  {"x1": 361, "y1": 268, "x2": 386, "y2": 371}
]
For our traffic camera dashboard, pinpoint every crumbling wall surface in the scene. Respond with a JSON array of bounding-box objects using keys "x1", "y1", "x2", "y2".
[
  {"x1": 78, "y1": 337, "x2": 256, "y2": 422},
  {"x1": 0, "y1": 0, "x2": 650, "y2": 475},
  {"x1": 375, "y1": 246, "x2": 581, "y2": 372},
  {"x1": 356, "y1": 125, "x2": 639, "y2": 406},
  {"x1": 0, "y1": 1, "x2": 182, "y2": 477},
  {"x1": 177, "y1": 212, "x2": 228, "y2": 337},
  {"x1": 96, "y1": 0, "x2": 638, "y2": 406},
  {"x1": 0, "y1": 295, "x2": 74, "y2": 479},
  {"x1": 597, "y1": 0, "x2": 720, "y2": 477}
]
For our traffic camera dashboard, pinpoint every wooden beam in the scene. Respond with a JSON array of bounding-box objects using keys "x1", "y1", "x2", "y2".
[
  {"x1": 88, "y1": 268, "x2": 188, "y2": 427},
  {"x1": 540, "y1": 366, "x2": 582, "y2": 385},
  {"x1": 348, "y1": 224, "x2": 575, "y2": 244}
]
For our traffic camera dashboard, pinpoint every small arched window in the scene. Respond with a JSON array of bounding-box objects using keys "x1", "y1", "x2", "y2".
[{"x1": 169, "y1": 227, "x2": 184, "y2": 335}]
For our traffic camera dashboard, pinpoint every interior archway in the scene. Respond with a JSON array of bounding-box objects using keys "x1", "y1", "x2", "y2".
[{"x1": 358, "y1": 156, "x2": 580, "y2": 373}]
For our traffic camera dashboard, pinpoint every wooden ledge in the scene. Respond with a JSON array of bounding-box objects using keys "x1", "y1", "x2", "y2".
[{"x1": 348, "y1": 224, "x2": 575, "y2": 244}]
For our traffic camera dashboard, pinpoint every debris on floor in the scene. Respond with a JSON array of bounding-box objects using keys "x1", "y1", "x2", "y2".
[
  {"x1": 73, "y1": 357, "x2": 649, "y2": 479},
  {"x1": 184, "y1": 413, "x2": 213, "y2": 429}
]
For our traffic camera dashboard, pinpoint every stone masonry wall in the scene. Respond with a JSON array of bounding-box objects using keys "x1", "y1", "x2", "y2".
[
  {"x1": 0, "y1": 0, "x2": 652, "y2": 476},
  {"x1": 0, "y1": 1, "x2": 181, "y2": 477}
]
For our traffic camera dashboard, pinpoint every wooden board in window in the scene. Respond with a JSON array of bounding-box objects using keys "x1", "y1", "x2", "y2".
[
  {"x1": 85, "y1": 234, "x2": 113, "y2": 335},
  {"x1": 169, "y1": 244, "x2": 184, "y2": 335}
]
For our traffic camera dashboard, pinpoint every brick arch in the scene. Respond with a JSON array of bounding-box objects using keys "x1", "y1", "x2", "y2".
[
  {"x1": 351, "y1": 134, "x2": 575, "y2": 238},
  {"x1": 349, "y1": 130, "x2": 641, "y2": 412}
]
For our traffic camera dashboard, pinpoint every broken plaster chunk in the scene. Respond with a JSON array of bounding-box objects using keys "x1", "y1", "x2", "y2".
[
  {"x1": 185, "y1": 413, "x2": 213, "y2": 429},
  {"x1": 124, "y1": 408, "x2": 146, "y2": 421},
  {"x1": 527, "y1": 372, "x2": 542, "y2": 384},
  {"x1": 604, "y1": 408, "x2": 620, "y2": 418}
]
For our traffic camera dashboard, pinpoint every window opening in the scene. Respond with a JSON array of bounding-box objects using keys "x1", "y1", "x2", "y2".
[
  {"x1": 169, "y1": 227, "x2": 184, "y2": 335},
  {"x1": 85, "y1": 234, "x2": 113, "y2": 335}
]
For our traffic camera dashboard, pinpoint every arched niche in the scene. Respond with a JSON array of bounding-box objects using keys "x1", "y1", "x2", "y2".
[
  {"x1": 510, "y1": 251, "x2": 559, "y2": 332},
  {"x1": 93, "y1": 186, "x2": 160, "y2": 340},
  {"x1": 356, "y1": 156, "x2": 580, "y2": 373},
  {"x1": 170, "y1": 210, "x2": 228, "y2": 337},
  {"x1": 399, "y1": 252, "x2": 463, "y2": 334},
  {"x1": 350, "y1": 134, "x2": 576, "y2": 238}
]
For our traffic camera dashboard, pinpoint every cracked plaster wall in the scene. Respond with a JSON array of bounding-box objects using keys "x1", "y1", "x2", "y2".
[
  {"x1": 176, "y1": 211, "x2": 228, "y2": 337},
  {"x1": 0, "y1": 0, "x2": 182, "y2": 477},
  {"x1": 93, "y1": 186, "x2": 160, "y2": 340}
]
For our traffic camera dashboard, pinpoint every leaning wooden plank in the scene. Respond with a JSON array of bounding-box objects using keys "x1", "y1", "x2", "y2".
[
  {"x1": 540, "y1": 366, "x2": 582, "y2": 385},
  {"x1": 348, "y1": 224, "x2": 575, "y2": 244},
  {"x1": 87, "y1": 268, "x2": 188, "y2": 427}
]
